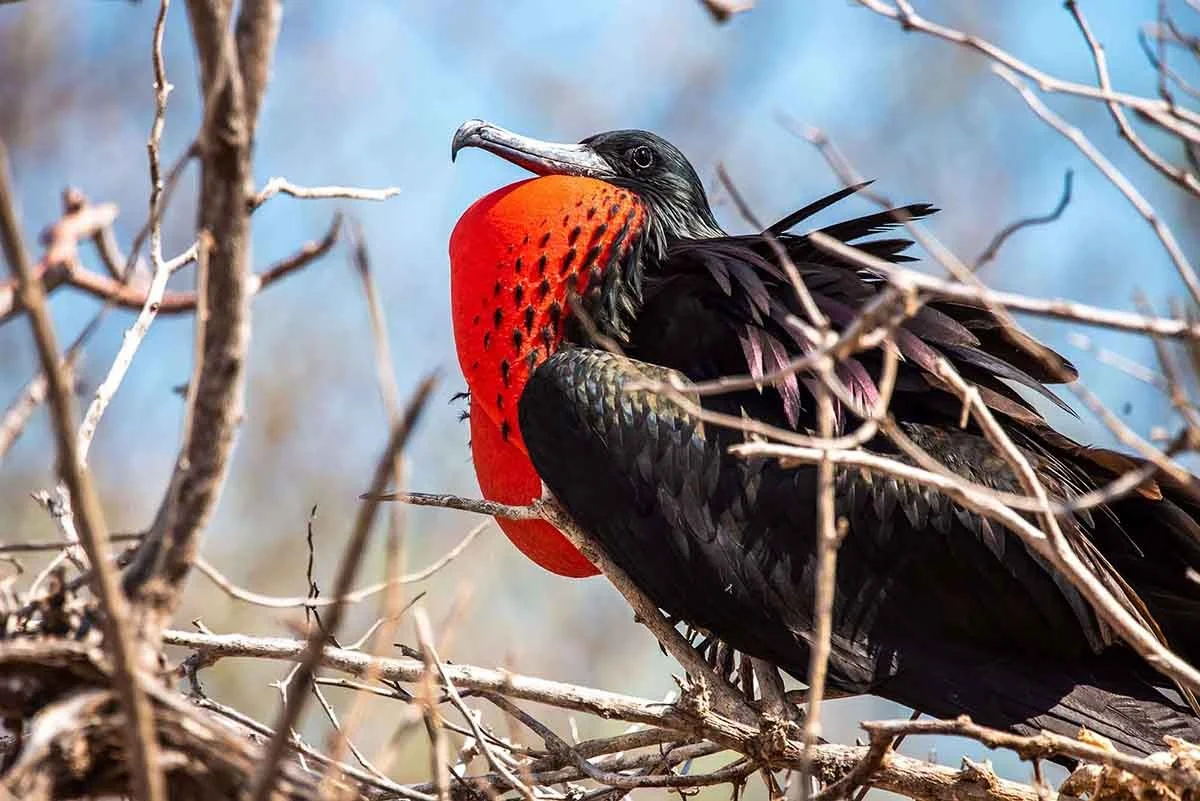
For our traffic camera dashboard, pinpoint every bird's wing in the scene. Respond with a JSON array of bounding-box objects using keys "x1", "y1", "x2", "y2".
[
  {"x1": 528, "y1": 188, "x2": 1200, "y2": 676},
  {"x1": 520, "y1": 345, "x2": 1116, "y2": 681},
  {"x1": 519, "y1": 346, "x2": 1200, "y2": 756},
  {"x1": 519, "y1": 189, "x2": 1200, "y2": 752},
  {"x1": 647, "y1": 196, "x2": 1076, "y2": 434}
]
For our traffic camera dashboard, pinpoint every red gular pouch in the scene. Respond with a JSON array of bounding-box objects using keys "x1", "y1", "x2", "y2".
[
  {"x1": 468, "y1": 400, "x2": 595, "y2": 576},
  {"x1": 450, "y1": 176, "x2": 646, "y2": 577}
]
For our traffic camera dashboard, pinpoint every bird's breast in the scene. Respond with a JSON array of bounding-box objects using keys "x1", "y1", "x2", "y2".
[
  {"x1": 449, "y1": 175, "x2": 646, "y2": 577},
  {"x1": 450, "y1": 175, "x2": 646, "y2": 452}
]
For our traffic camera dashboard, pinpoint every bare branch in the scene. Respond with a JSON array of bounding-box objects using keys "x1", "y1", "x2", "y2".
[
  {"x1": 0, "y1": 310, "x2": 102, "y2": 463},
  {"x1": 974, "y1": 170, "x2": 1074, "y2": 270},
  {"x1": 251, "y1": 177, "x2": 401, "y2": 210},
  {"x1": 127, "y1": 0, "x2": 280, "y2": 640},
  {"x1": 799, "y1": 386, "x2": 839, "y2": 801},
  {"x1": 0, "y1": 143, "x2": 166, "y2": 801},
  {"x1": 851, "y1": 0, "x2": 1200, "y2": 129},
  {"x1": 189, "y1": 692, "x2": 435, "y2": 800},
  {"x1": 322, "y1": 224, "x2": 417, "y2": 790},
  {"x1": 163, "y1": 629, "x2": 1057, "y2": 801},
  {"x1": 862, "y1": 716, "x2": 1200, "y2": 788},
  {"x1": 993, "y1": 64, "x2": 1200, "y2": 306},
  {"x1": 419, "y1": 608, "x2": 531, "y2": 800},
  {"x1": 488, "y1": 692, "x2": 754, "y2": 791},
  {"x1": 191, "y1": 520, "x2": 487, "y2": 609},
  {"x1": 308, "y1": 682, "x2": 391, "y2": 783},
  {"x1": 75, "y1": 0, "x2": 179, "y2": 466},
  {"x1": 248, "y1": 376, "x2": 435, "y2": 801},
  {"x1": 1076, "y1": 7, "x2": 1200, "y2": 198},
  {"x1": 0, "y1": 198, "x2": 120, "y2": 324},
  {"x1": 146, "y1": 0, "x2": 174, "y2": 270}
]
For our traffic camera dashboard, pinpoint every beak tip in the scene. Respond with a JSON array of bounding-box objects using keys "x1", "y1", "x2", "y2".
[{"x1": 451, "y1": 118, "x2": 489, "y2": 163}]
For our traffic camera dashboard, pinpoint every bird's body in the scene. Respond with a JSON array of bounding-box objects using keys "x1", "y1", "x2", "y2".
[{"x1": 449, "y1": 120, "x2": 1200, "y2": 755}]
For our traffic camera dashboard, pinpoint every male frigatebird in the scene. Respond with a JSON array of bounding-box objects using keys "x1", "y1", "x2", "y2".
[{"x1": 448, "y1": 118, "x2": 1200, "y2": 755}]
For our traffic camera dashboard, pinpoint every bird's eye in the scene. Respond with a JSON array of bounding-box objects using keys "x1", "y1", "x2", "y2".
[{"x1": 630, "y1": 146, "x2": 655, "y2": 170}]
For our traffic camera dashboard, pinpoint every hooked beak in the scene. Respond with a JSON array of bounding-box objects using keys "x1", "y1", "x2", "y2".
[{"x1": 452, "y1": 119, "x2": 613, "y2": 178}]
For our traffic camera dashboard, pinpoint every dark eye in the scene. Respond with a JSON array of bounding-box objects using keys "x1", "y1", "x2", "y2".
[{"x1": 630, "y1": 146, "x2": 655, "y2": 170}]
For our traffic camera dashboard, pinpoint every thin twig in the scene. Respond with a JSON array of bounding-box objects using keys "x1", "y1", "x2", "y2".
[
  {"x1": 1066, "y1": 1, "x2": 1200, "y2": 199},
  {"x1": 850, "y1": 0, "x2": 1200, "y2": 128},
  {"x1": 973, "y1": 170, "x2": 1073, "y2": 270},
  {"x1": 0, "y1": 532, "x2": 142, "y2": 554},
  {"x1": 192, "y1": 520, "x2": 487, "y2": 609},
  {"x1": 309, "y1": 682, "x2": 391, "y2": 781},
  {"x1": 413, "y1": 609, "x2": 452, "y2": 801},
  {"x1": 993, "y1": 64, "x2": 1200, "y2": 305},
  {"x1": 799, "y1": 386, "x2": 839, "y2": 801},
  {"x1": 0, "y1": 142, "x2": 165, "y2": 801},
  {"x1": 190, "y1": 694, "x2": 435, "y2": 801},
  {"x1": 422, "y1": 609, "x2": 539, "y2": 800},
  {"x1": 0, "y1": 310, "x2": 103, "y2": 462},
  {"x1": 489, "y1": 693, "x2": 753, "y2": 791},
  {"x1": 75, "y1": 0, "x2": 178, "y2": 465},
  {"x1": 371, "y1": 491, "x2": 543, "y2": 519},
  {"x1": 248, "y1": 376, "x2": 435, "y2": 801},
  {"x1": 250, "y1": 177, "x2": 401, "y2": 210},
  {"x1": 324, "y1": 222, "x2": 418, "y2": 787}
]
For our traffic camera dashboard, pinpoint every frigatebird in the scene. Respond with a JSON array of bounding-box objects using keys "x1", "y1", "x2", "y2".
[{"x1": 448, "y1": 118, "x2": 1200, "y2": 755}]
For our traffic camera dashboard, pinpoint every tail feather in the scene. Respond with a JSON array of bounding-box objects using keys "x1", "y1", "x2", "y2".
[{"x1": 880, "y1": 649, "x2": 1200, "y2": 764}]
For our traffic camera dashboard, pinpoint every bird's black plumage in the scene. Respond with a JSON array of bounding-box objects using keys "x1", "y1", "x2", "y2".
[{"x1": 453, "y1": 121, "x2": 1200, "y2": 757}]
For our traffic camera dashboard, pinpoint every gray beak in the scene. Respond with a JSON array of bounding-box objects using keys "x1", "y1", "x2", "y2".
[{"x1": 452, "y1": 119, "x2": 613, "y2": 178}]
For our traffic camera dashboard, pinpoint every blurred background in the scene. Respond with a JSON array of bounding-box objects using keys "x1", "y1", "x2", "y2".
[{"x1": 2, "y1": 0, "x2": 1199, "y2": 792}]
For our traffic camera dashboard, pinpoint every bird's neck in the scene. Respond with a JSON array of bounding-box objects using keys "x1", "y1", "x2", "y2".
[
  {"x1": 564, "y1": 225, "x2": 652, "y2": 348},
  {"x1": 565, "y1": 208, "x2": 724, "y2": 349}
]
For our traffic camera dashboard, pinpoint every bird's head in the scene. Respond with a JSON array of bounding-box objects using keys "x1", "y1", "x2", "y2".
[{"x1": 452, "y1": 119, "x2": 723, "y2": 252}]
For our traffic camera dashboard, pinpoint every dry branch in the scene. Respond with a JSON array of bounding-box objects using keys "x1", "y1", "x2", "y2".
[
  {"x1": 162, "y1": 629, "x2": 1061, "y2": 801},
  {"x1": 851, "y1": 0, "x2": 1200, "y2": 127},
  {"x1": 192, "y1": 521, "x2": 487, "y2": 610},
  {"x1": 126, "y1": 0, "x2": 282, "y2": 644},
  {"x1": 0, "y1": 142, "x2": 166, "y2": 801},
  {"x1": 248, "y1": 377, "x2": 435, "y2": 801},
  {"x1": 251, "y1": 178, "x2": 401, "y2": 210}
]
